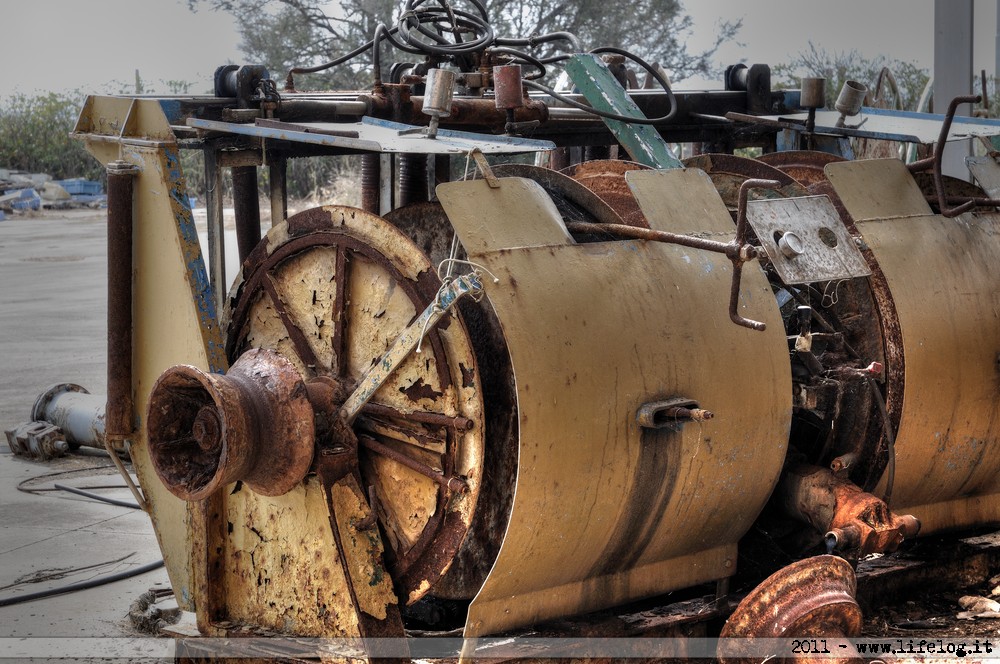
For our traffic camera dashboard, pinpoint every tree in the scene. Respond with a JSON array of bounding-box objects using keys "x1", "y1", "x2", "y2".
[
  {"x1": 189, "y1": 0, "x2": 741, "y2": 90},
  {"x1": 0, "y1": 92, "x2": 104, "y2": 181},
  {"x1": 773, "y1": 42, "x2": 929, "y2": 112}
]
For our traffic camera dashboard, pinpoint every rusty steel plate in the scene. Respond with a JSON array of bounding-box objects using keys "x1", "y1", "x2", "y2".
[
  {"x1": 746, "y1": 195, "x2": 871, "y2": 285},
  {"x1": 683, "y1": 154, "x2": 808, "y2": 210},
  {"x1": 223, "y1": 205, "x2": 486, "y2": 606},
  {"x1": 439, "y1": 170, "x2": 791, "y2": 637},
  {"x1": 756, "y1": 150, "x2": 847, "y2": 188},
  {"x1": 561, "y1": 159, "x2": 653, "y2": 227}
]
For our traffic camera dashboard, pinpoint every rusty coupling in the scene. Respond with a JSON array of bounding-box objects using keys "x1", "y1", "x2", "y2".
[{"x1": 146, "y1": 348, "x2": 316, "y2": 500}]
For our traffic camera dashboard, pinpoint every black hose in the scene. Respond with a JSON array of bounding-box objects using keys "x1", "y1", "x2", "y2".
[
  {"x1": 0, "y1": 560, "x2": 165, "y2": 608},
  {"x1": 54, "y1": 483, "x2": 141, "y2": 510}
]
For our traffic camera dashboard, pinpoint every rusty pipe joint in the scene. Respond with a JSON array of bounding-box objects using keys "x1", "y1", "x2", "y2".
[
  {"x1": 780, "y1": 464, "x2": 920, "y2": 558},
  {"x1": 146, "y1": 348, "x2": 315, "y2": 500}
]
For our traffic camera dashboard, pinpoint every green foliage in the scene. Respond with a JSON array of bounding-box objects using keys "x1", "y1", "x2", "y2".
[
  {"x1": 773, "y1": 42, "x2": 930, "y2": 112},
  {"x1": 0, "y1": 91, "x2": 104, "y2": 181}
]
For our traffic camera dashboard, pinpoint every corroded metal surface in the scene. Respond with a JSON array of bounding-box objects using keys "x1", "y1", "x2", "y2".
[
  {"x1": 757, "y1": 150, "x2": 847, "y2": 188},
  {"x1": 439, "y1": 170, "x2": 791, "y2": 637},
  {"x1": 828, "y1": 159, "x2": 1000, "y2": 534},
  {"x1": 146, "y1": 348, "x2": 315, "y2": 500},
  {"x1": 224, "y1": 205, "x2": 485, "y2": 605},
  {"x1": 562, "y1": 159, "x2": 652, "y2": 227},
  {"x1": 683, "y1": 154, "x2": 808, "y2": 211},
  {"x1": 779, "y1": 464, "x2": 919, "y2": 558},
  {"x1": 719, "y1": 556, "x2": 862, "y2": 664},
  {"x1": 491, "y1": 163, "x2": 625, "y2": 226}
]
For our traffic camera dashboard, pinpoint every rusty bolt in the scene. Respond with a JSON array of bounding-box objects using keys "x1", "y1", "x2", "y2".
[{"x1": 191, "y1": 406, "x2": 223, "y2": 451}]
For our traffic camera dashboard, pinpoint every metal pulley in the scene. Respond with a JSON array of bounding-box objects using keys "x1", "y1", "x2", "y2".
[{"x1": 146, "y1": 348, "x2": 315, "y2": 500}]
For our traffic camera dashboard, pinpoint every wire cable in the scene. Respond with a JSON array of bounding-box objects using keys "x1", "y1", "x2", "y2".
[{"x1": 0, "y1": 560, "x2": 165, "y2": 608}]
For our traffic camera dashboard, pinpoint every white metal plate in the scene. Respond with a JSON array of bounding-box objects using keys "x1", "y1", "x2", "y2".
[
  {"x1": 967, "y1": 155, "x2": 1000, "y2": 199},
  {"x1": 747, "y1": 195, "x2": 871, "y2": 285}
]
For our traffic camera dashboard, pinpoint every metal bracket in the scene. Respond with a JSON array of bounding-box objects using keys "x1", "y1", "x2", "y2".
[{"x1": 746, "y1": 195, "x2": 871, "y2": 285}]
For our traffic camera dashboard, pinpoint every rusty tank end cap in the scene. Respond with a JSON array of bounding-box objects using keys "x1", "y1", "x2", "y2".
[{"x1": 146, "y1": 349, "x2": 315, "y2": 501}]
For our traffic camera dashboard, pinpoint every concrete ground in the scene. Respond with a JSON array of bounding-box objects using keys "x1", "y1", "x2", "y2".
[{"x1": 0, "y1": 207, "x2": 253, "y2": 661}]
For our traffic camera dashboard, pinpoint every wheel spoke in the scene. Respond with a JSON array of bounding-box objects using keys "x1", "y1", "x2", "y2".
[
  {"x1": 262, "y1": 271, "x2": 324, "y2": 372},
  {"x1": 332, "y1": 245, "x2": 349, "y2": 377}
]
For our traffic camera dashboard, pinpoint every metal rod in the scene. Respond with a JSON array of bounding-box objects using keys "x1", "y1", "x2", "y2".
[
  {"x1": 203, "y1": 147, "x2": 226, "y2": 313},
  {"x1": 361, "y1": 154, "x2": 380, "y2": 213},
  {"x1": 358, "y1": 434, "x2": 468, "y2": 493},
  {"x1": 564, "y1": 221, "x2": 733, "y2": 255},
  {"x1": 932, "y1": 94, "x2": 982, "y2": 217},
  {"x1": 106, "y1": 161, "x2": 138, "y2": 442},
  {"x1": 269, "y1": 156, "x2": 287, "y2": 224},
  {"x1": 104, "y1": 160, "x2": 149, "y2": 512},
  {"x1": 232, "y1": 166, "x2": 261, "y2": 263},
  {"x1": 361, "y1": 402, "x2": 474, "y2": 431}
]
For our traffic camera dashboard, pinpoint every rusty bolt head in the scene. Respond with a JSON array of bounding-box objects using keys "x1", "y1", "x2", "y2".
[{"x1": 191, "y1": 406, "x2": 222, "y2": 451}]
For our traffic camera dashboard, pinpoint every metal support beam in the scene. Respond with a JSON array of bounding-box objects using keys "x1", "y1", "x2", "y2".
[
  {"x1": 269, "y1": 156, "x2": 287, "y2": 224},
  {"x1": 935, "y1": 0, "x2": 975, "y2": 179},
  {"x1": 232, "y1": 166, "x2": 261, "y2": 263},
  {"x1": 379, "y1": 153, "x2": 394, "y2": 215},
  {"x1": 203, "y1": 147, "x2": 226, "y2": 312}
]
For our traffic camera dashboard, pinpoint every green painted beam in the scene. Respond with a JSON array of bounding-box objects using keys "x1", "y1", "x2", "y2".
[{"x1": 564, "y1": 54, "x2": 683, "y2": 169}]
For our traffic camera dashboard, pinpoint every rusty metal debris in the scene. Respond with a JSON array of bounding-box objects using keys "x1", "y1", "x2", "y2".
[{"x1": 720, "y1": 555, "x2": 864, "y2": 664}]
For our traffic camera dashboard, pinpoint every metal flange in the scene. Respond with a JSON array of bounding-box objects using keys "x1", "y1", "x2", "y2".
[{"x1": 719, "y1": 555, "x2": 863, "y2": 664}]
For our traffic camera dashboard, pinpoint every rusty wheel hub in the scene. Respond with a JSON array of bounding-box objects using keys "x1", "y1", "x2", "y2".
[
  {"x1": 146, "y1": 348, "x2": 315, "y2": 500},
  {"x1": 719, "y1": 555, "x2": 863, "y2": 664}
]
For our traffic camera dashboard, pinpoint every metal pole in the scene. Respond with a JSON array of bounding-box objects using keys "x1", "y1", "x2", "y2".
[
  {"x1": 203, "y1": 147, "x2": 226, "y2": 312},
  {"x1": 106, "y1": 160, "x2": 138, "y2": 444},
  {"x1": 269, "y1": 156, "x2": 287, "y2": 224},
  {"x1": 232, "y1": 165, "x2": 261, "y2": 263},
  {"x1": 934, "y1": 0, "x2": 975, "y2": 179}
]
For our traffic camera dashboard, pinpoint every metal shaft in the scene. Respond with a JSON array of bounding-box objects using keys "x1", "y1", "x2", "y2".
[
  {"x1": 106, "y1": 160, "x2": 139, "y2": 442},
  {"x1": 232, "y1": 166, "x2": 262, "y2": 263}
]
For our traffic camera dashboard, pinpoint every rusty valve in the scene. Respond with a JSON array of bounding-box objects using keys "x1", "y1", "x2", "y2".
[{"x1": 146, "y1": 348, "x2": 315, "y2": 500}]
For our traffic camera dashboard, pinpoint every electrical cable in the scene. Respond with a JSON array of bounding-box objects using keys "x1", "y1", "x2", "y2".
[
  {"x1": 53, "y1": 483, "x2": 141, "y2": 510},
  {"x1": 866, "y1": 374, "x2": 896, "y2": 504},
  {"x1": 0, "y1": 560, "x2": 165, "y2": 608}
]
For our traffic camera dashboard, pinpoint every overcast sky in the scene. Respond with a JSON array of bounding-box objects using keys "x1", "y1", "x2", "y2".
[{"x1": 1, "y1": 0, "x2": 996, "y2": 98}]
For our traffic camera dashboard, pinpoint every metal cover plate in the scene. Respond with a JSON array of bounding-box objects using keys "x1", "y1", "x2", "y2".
[
  {"x1": 747, "y1": 195, "x2": 871, "y2": 284},
  {"x1": 967, "y1": 155, "x2": 1000, "y2": 199},
  {"x1": 186, "y1": 116, "x2": 554, "y2": 155},
  {"x1": 760, "y1": 106, "x2": 1000, "y2": 144},
  {"x1": 825, "y1": 159, "x2": 932, "y2": 221}
]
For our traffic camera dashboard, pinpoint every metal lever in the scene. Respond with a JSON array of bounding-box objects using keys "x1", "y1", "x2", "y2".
[
  {"x1": 339, "y1": 272, "x2": 484, "y2": 423},
  {"x1": 729, "y1": 178, "x2": 782, "y2": 330}
]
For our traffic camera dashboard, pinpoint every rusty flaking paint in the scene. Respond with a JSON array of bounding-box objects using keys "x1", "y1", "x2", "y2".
[
  {"x1": 222, "y1": 206, "x2": 485, "y2": 606},
  {"x1": 720, "y1": 556, "x2": 863, "y2": 664}
]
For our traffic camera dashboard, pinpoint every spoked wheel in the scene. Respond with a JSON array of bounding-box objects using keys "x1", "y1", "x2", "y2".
[{"x1": 223, "y1": 205, "x2": 486, "y2": 604}]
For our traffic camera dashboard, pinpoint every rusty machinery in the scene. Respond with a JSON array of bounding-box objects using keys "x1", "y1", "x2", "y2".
[{"x1": 40, "y1": 0, "x2": 1000, "y2": 658}]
